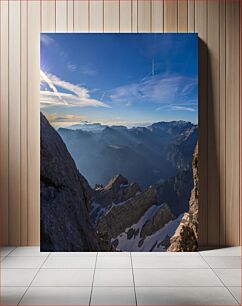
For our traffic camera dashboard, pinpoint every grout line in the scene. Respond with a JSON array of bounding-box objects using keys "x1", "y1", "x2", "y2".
[
  {"x1": 89, "y1": 251, "x2": 98, "y2": 306},
  {"x1": 130, "y1": 252, "x2": 137, "y2": 306},
  {"x1": 226, "y1": 286, "x2": 241, "y2": 305},
  {"x1": 17, "y1": 252, "x2": 51, "y2": 306},
  {"x1": 199, "y1": 253, "x2": 240, "y2": 304}
]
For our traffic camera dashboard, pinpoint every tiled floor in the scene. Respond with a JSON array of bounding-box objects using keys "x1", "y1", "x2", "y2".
[{"x1": 0, "y1": 246, "x2": 241, "y2": 305}]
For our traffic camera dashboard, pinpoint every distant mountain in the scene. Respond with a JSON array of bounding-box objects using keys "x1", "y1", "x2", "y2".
[
  {"x1": 58, "y1": 120, "x2": 198, "y2": 189},
  {"x1": 40, "y1": 113, "x2": 100, "y2": 251}
]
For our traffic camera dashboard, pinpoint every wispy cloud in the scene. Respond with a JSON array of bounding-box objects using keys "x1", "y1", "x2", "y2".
[
  {"x1": 40, "y1": 34, "x2": 56, "y2": 47},
  {"x1": 109, "y1": 74, "x2": 197, "y2": 109},
  {"x1": 40, "y1": 70, "x2": 110, "y2": 109},
  {"x1": 45, "y1": 113, "x2": 88, "y2": 128},
  {"x1": 79, "y1": 66, "x2": 97, "y2": 76}
]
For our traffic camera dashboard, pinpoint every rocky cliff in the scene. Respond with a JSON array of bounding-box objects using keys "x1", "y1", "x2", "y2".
[
  {"x1": 40, "y1": 113, "x2": 100, "y2": 251},
  {"x1": 167, "y1": 144, "x2": 198, "y2": 252}
]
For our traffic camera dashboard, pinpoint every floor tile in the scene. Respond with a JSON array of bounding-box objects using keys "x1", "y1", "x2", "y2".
[
  {"x1": 1, "y1": 269, "x2": 38, "y2": 286},
  {"x1": 134, "y1": 268, "x2": 223, "y2": 287},
  {"x1": 98, "y1": 252, "x2": 131, "y2": 257},
  {"x1": 0, "y1": 247, "x2": 16, "y2": 257},
  {"x1": 96, "y1": 256, "x2": 132, "y2": 269},
  {"x1": 1, "y1": 287, "x2": 27, "y2": 305},
  {"x1": 1, "y1": 256, "x2": 46, "y2": 269},
  {"x1": 199, "y1": 247, "x2": 241, "y2": 257},
  {"x1": 228, "y1": 287, "x2": 241, "y2": 304},
  {"x1": 132, "y1": 252, "x2": 199, "y2": 257},
  {"x1": 31, "y1": 268, "x2": 94, "y2": 286},
  {"x1": 91, "y1": 287, "x2": 136, "y2": 305},
  {"x1": 136, "y1": 287, "x2": 238, "y2": 305},
  {"x1": 19, "y1": 286, "x2": 91, "y2": 305},
  {"x1": 214, "y1": 269, "x2": 241, "y2": 286},
  {"x1": 132, "y1": 255, "x2": 209, "y2": 269},
  {"x1": 50, "y1": 251, "x2": 97, "y2": 257},
  {"x1": 9, "y1": 247, "x2": 49, "y2": 257},
  {"x1": 42, "y1": 256, "x2": 96, "y2": 268},
  {"x1": 203, "y1": 256, "x2": 241, "y2": 269},
  {"x1": 93, "y1": 269, "x2": 134, "y2": 287}
]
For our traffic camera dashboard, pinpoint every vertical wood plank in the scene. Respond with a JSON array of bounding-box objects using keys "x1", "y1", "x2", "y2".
[
  {"x1": 56, "y1": 0, "x2": 67, "y2": 32},
  {"x1": 104, "y1": 0, "x2": 119, "y2": 32},
  {"x1": 20, "y1": 0, "x2": 28, "y2": 246},
  {"x1": 90, "y1": 0, "x2": 103, "y2": 32},
  {"x1": 28, "y1": 1, "x2": 40, "y2": 246},
  {"x1": 41, "y1": 0, "x2": 56, "y2": 32},
  {"x1": 178, "y1": 0, "x2": 188, "y2": 32},
  {"x1": 74, "y1": 0, "x2": 89, "y2": 32},
  {"x1": 207, "y1": 0, "x2": 220, "y2": 246},
  {"x1": 138, "y1": 0, "x2": 151, "y2": 32},
  {"x1": 132, "y1": 0, "x2": 138, "y2": 32},
  {"x1": 9, "y1": 0, "x2": 21, "y2": 246},
  {"x1": 219, "y1": 0, "x2": 226, "y2": 246},
  {"x1": 195, "y1": 0, "x2": 208, "y2": 247},
  {"x1": 151, "y1": 0, "x2": 164, "y2": 32},
  {"x1": 67, "y1": 0, "x2": 74, "y2": 32},
  {"x1": 0, "y1": 0, "x2": 9, "y2": 245},
  {"x1": 120, "y1": 0, "x2": 131, "y2": 32},
  {"x1": 225, "y1": 0, "x2": 240, "y2": 246},
  {"x1": 164, "y1": 0, "x2": 178, "y2": 32},
  {"x1": 188, "y1": 0, "x2": 195, "y2": 32}
]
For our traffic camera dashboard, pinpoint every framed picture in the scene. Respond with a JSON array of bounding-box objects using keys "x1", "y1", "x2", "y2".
[{"x1": 40, "y1": 33, "x2": 198, "y2": 252}]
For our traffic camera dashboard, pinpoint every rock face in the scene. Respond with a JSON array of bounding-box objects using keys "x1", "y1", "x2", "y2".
[
  {"x1": 140, "y1": 203, "x2": 174, "y2": 239},
  {"x1": 40, "y1": 113, "x2": 100, "y2": 251},
  {"x1": 96, "y1": 186, "x2": 159, "y2": 250},
  {"x1": 95, "y1": 174, "x2": 141, "y2": 206},
  {"x1": 167, "y1": 144, "x2": 198, "y2": 252}
]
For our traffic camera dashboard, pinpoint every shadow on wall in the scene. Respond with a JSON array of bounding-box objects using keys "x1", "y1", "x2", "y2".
[{"x1": 198, "y1": 38, "x2": 220, "y2": 249}]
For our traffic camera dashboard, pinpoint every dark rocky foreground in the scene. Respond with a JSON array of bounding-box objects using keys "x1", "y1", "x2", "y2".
[{"x1": 41, "y1": 113, "x2": 100, "y2": 251}]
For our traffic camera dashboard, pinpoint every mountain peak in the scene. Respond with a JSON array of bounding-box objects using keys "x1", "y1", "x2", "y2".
[{"x1": 104, "y1": 174, "x2": 129, "y2": 190}]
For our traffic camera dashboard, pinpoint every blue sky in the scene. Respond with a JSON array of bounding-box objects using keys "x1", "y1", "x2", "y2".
[{"x1": 40, "y1": 33, "x2": 198, "y2": 128}]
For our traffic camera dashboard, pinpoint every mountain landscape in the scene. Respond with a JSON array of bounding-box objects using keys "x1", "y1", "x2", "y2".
[
  {"x1": 58, "y1": 121, "x2": 197, "y2": 189},
  {"x1": 41, "y1": 112, "x2": 198, "y2": 251}
]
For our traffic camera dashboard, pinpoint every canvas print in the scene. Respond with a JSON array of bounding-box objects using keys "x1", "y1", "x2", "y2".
[{"x1": 40, "y1": 33, "x2": 198, "y2": 252}]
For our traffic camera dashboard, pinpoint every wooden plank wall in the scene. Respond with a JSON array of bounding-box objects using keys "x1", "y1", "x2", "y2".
[{"x1": 0, "y1": 0, "x2": 240, "y2": 247}]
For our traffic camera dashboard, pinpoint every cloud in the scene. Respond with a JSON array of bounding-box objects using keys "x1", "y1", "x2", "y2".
[
  {"x1": 169, "y1": 106, "x2": 196, "y2": 112},
  {"x1": 40, "y1": 70, "x2": 110, "y2": 109},
  {"x1": 45, "y1": 113, "x2": 88, "y2": 128},
  {"x1": 67, "y1": 64, "x2": 77, "y2": 72},
  {"x1": 79, "y1": 66, "x2": 97, "y2": 76},
  {"x1": 40, "y1": 34, "x2": 56, "y2": 46},
  {"x1": 109, "y1": 74, "x2": 197, "y2": 109}
]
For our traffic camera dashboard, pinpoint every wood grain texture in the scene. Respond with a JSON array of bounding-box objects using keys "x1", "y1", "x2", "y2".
[
  {"x1": 138, "y1": 0, "x2": 151, "y2": 32},
  {"x1": 120, "y1": 0, "x2": 131, "y2": 32},
  {"x1": 195, "y1": 0, "x2": 208, "y2": 247},
  {"x1": 188, "y1": 0, "x2": 195, "y2": 33},
  {"x1": 67, "y1": 0, "x2": 74, "y2": 32},
  {"x1": 56, "y1": 0, "x2": 67, "y2": 32},
  {"x1": 41, "y1": 0, "x2": 56, "y2": 32},
  {"x1": 0, "y1": 0, "x2": 9, "y2": 246},
  {"x1": 219, "y1": 0, "x2": 226, "y2": 246},
  {"x1": 207, "y1": 0, "x2": 220, "y2": 246},
  {"x1": 0, "y1": 0, "x2": 241, "y2": 247},
  {"x1": 225, "y1": 0, "x2": 240, "y2": 246},
  {"x1": 20, "y1": 0, "x2": 28, "y2": 246},
  {"x1": 74, "y1": 0, "x2": 88, "y2": 32},
  {"x1": 151, "y1": 0, "x2": 163, "y2": 32},
  {"x1": 90, "y1": 0, "x2": 103, "y2": 32},
  {"x1": 178, "y1": 0, "x2": 188, "y2": 32},
  {"x1": 131, "y1": 0, "x2": 138, "y2": 32},
  {"x1": 9, "y1": 0, "x2": 21, "y2": 246},
  {"x1": 104, "y1": 0, "x2": 119, "y2": 32},
  {"x1": 164, "y1": 0, "x2": 178, "y2": 32},
  {"x1": 27, "y1": 1, "x2": 40, "y2": 246}
]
